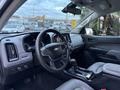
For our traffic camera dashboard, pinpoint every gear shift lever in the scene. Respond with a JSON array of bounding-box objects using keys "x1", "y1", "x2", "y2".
[
  {"x1": 66, "y1": 59, "x2": 94, "y2": 80},
  {"x1": 70, "y1": 59, "x2": 78, "y2": 70}
]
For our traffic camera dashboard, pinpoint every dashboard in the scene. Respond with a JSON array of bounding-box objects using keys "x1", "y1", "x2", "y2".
[{"x1": 0, "y1": 32, "x2": 84, "y2": 85}]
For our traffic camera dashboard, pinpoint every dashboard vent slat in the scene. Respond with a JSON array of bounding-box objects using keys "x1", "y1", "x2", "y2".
[{"x1": 5, "y1": 43, "x2": 18, "y2": 62}]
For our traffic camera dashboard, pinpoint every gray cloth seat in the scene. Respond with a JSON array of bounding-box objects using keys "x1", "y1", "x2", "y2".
[
  {"x1": 56, "y1": 79, "x2": 94, "y2": 90},
  {"x1": 56, "y1": 62, "x2": 106, "y2": 90},
  {"x1": 88, "y1": 62, "x2": 106, "y2": 74}
]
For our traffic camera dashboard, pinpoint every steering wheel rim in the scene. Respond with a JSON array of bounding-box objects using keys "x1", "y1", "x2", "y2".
[{"x1": 35, "y1": 29, "x2": 69, "y2": 72}]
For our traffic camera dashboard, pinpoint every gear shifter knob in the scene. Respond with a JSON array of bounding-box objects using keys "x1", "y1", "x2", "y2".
[{"x1": 70, "y1": 59, "x2": 77, "y2": 67}]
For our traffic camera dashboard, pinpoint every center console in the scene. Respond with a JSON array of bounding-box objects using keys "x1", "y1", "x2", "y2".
[
  {"x1": 64, "y1": 59, "x2": 94, "y2": 81},
  {"x1": 64, "y1": 59, "x2": 120, "y2": 90}
]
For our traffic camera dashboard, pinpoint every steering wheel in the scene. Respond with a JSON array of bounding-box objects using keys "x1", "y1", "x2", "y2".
[{"x1": 35, "y1": 29, "x2": 69, "y2": 72}]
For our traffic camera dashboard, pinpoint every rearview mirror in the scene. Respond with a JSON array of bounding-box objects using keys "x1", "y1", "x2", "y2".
[{"x1": 62, "y1": 2, "x2": 81, "y2": 15}]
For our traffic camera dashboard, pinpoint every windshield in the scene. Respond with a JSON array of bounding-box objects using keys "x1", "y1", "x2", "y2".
[{"x1": 2, "y1": 0, "x2": 93, "y2": 33}]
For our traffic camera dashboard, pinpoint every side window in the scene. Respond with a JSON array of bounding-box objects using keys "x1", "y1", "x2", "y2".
[{"x1": 87, "y1": 12, "x2": 120, "y2": 36}]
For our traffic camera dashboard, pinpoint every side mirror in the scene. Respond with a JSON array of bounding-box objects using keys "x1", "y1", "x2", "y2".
[{"x1": 85, "y1": 28, "x2": 94, "y2": 35}]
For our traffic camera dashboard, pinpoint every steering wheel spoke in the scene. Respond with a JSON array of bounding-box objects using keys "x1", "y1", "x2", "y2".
[
  {"x1": 49, "y1": 61, "x2": 57, "y2": 70},
  {"x1": 41, "y1": 47, "x2": 48, "y2": 56},
  {"x1": 60, "y1": 60, "x2": 66, "y2": 67}
]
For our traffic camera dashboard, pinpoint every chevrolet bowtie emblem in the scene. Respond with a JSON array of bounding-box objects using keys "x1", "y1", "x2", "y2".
[{"x1": 54, "y1": 48, "x2": 59, "y2": 51}]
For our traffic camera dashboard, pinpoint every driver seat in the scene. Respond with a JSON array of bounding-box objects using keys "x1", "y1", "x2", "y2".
[{"x1": 56, "y1": 79, "x2": 94, "y2": 90}]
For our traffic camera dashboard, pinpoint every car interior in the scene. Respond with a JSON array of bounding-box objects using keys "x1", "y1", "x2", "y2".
[{"x1": 0, "y1": 0, "x2": 120, "y2": 90}]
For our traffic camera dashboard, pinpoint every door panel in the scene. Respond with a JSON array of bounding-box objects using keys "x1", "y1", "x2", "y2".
[{"x1": 83, "y1": 35, "x2": 120, "y2": 64}]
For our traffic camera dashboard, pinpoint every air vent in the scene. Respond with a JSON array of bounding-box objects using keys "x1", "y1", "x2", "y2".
[{"x1": 5, "y1": 43, "x2": 18, "y2": 62}]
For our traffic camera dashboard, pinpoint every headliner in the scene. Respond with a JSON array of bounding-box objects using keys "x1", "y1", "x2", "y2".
[{"x1": 72, "y1": 0, "x2": 120, "y2": 15}]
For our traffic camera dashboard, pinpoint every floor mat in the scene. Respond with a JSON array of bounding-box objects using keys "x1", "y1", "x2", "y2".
[{"x1": 7, "y1": 72, "x2": 63, "y2": 90}]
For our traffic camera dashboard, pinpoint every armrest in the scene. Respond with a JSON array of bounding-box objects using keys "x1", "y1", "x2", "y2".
[
  {"x1": 107, "y1": 50, "x2": 120, "y2": 60},
  {"x1": 103, "y1": 63, "x2": 120, "y2": 77}
]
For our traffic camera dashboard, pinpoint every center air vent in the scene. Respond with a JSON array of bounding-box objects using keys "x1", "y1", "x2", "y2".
[{"x1": 5, "y1": 43, "x2": 18, "y2": 62}]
